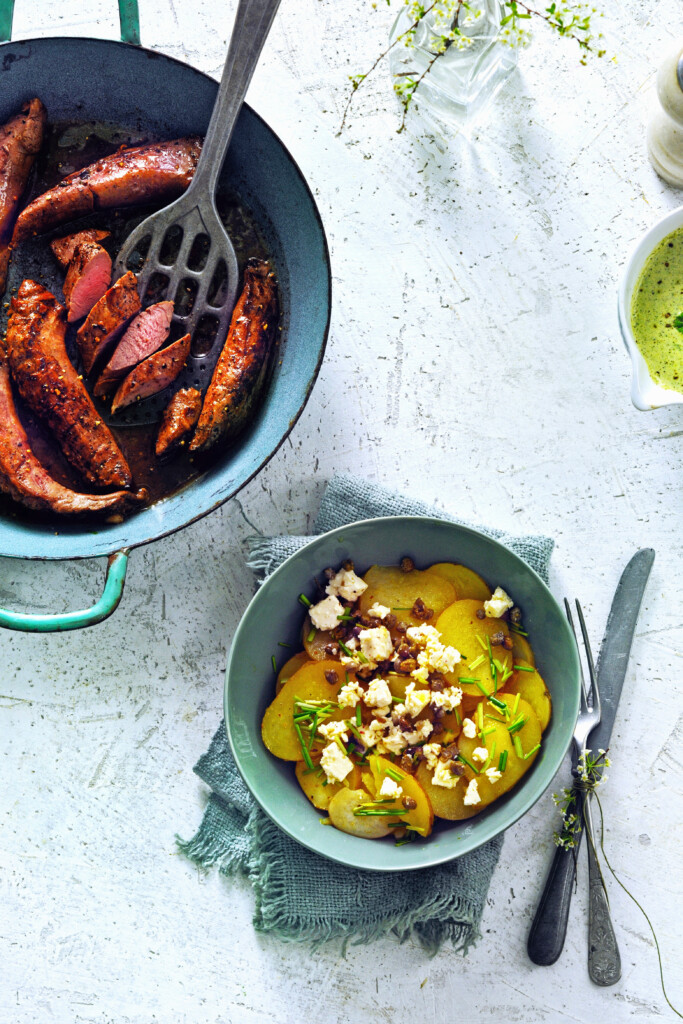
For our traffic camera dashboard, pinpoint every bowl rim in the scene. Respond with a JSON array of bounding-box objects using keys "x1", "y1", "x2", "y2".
[
  {"x1": 224, "y1": 515, "x2": 580, "y2": 872},
  {"x1": 618, "y1": 204, "x2": 683, "y2": 411}
]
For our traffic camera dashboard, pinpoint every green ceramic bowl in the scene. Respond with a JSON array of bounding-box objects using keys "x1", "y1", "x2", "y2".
[{"x1": 224, "y1": 517, "x2": 580, "y2": 872}]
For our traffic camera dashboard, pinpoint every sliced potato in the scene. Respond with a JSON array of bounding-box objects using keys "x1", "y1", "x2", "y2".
[
  {"x1": 301, "y1": 615, "x2": 334, "y2": 661},
  {"x1": 369, "y1": 754, "x2": 434, "y2": 836},
  {"x1": 261, "y1": 660, "x2": 349, "y2": 760},
  {"x1": 506, "y1": 660, "x2": 551, "y2": 731},
  {"x1": 276, "y1": 651, "x2": 311, "y2": 694},
  {"x1": 436, "y1": 599, "x2": 512, "y2": 697},
  {"x1": 415, "y1": 761, "x2": 486, "y2": 821},
  {"x1": 511, "y1": 632, "x2": 535, "y2": 667},
  {"x1": 427, "y1": 563, "x2": 492, "y2": 601},
  {"x1": 359, "y1": 565, "x2": 456, "y2": 628},
  {"x1": 328, "y1": 787, "x2": 397, "y2": 838},
  {"x1": 386, "y1": 672, "x2": 429, "y2": 701},
  {"x1": 295, "y1": 761, "x2": 361, "y2": 810}
]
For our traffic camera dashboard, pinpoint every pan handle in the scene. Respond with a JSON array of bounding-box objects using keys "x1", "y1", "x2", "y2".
[
  {"x1": 0, "y1": 549, "x2": 129, "y2": 632},
  {"x1": 0, "y1": 1, "x2": 141, "y2": 45}
]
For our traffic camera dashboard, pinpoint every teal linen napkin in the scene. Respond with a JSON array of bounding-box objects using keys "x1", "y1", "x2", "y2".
[{"x1": 178, "y1": 474, "x2": 554, "y2": 954}]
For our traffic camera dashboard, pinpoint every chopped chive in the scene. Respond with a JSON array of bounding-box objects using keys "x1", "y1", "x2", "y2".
[
  {"x1": 294, "y1": 722, "x2": 314, "y2": 769},
  {"x1": 514, "y1": 664, "x2": 535, "y2": 672},
  {"x1": 472, "y1": 679, "x2": 489, "y2": 697},
  {"x1": 335, "y1": 736, "x2": 348, "y2": 754},
  {"x1": 476, "y1": 702, "x2": 484, "y2": 732},
  {"x1": 488, "y1": 696, "x2": 507, "y2": 713},
  {"x1": 306, "y1": 627, "x2": 316, "y2": 643},
  {"x1": 353, "y1": 808, "x2": 404, "y2": 817},
  {"x1": 338, "y1": 641, "x2": 354, "y2": 658},
  {"x1": 498, "y1": 750, "x2": 508, "y2": 772},
  {"x1": 322, "y1": 778, "x2": 329, "y2": 787},
  {"x1": 507, "y1": 716, "x2": 527, "y2": 735},
  {"x1": 357, "y1": 652, "x2": 369, "y2": 664},
  {"x1": 484, "y1": 740, "x2": 496, "y2": 770},
  {"x1": 456, "y1": 752, "x2": 479, "y2": 774},
  {"x1": 513, "y1": 734, "x2": 524, "y2": 759},
  {"x1": 384, "y1": 766, "x2": 403, "y2": 783},
  {"x1": 391, "y1": 695, "x2": 403, "y2": 704},
  {"x1": 457, "y1": 677, "x2": 481, "y2": 684},
  {"x1": 455, "y1": 707, "x2": 462, "y2": 725},
  {"x1": 512, "y1": 692, "x2": 521, "y2": 716},
  {"x1": 355, "y1": 705, "x2": 362, "y2": 727},
  {"x1": 510, "y1": 623, "x2": 528, "y2": 636},
  {"x1": 387, "y1": 821, "x2": 406, "y2": 828},
  {"x1": 271, "y1": 655, "x2": 277, "y2": 672},
  {"x1": 392, "y1": 607, "x2": 412, "y2": 610},
  {"x1": 485, "y1": 713, "x2": 507, "y2": 724},
  {"x1": 278, "y1": 641, "x2": 292, "y2": 648},
  {"x1": 524, "y1": 742, "x2": 541, "y2": 760},
  {"x1": 469, "y1": 654, "x2": 486, "y2": 670},
  {"x1": 476, "y1": 636, "x2": 488, "y2": 651},
  {"x1": 299, "y1": 593, "x2": 312, "y2": 608},
  {"x1": 345, "y1": 671, "x2": 350, "y2": 684},
  {"x1": 481, "y1": 725, "x2": 496, "y2": 737}
]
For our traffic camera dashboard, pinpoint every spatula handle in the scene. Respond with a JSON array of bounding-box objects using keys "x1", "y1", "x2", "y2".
[{"x1": 189, "y1": 0, "x2": 282, "y2": 198}]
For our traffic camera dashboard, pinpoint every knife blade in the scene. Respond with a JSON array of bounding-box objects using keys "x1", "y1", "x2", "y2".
[{"x1": 527, "y1": 548, "x2": 655, "y2": 968}]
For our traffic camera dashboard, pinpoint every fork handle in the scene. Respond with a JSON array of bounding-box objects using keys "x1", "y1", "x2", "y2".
[
  {"x1": 189, "y1": 0, "x2": 282, "y2": 198},
  {"x1": 527, "y1": 787, "x2": 585, "y2": 965},
  {"x1": 585, "y1": 796, "x2": 622, "y2": 985}
]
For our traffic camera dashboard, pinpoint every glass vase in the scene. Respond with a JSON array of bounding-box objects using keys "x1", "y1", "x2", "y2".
[{"x1": 388, "y1": 1, "x2": 517, "y2": 128}]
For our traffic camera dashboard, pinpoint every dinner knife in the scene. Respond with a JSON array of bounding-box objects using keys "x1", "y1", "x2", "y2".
[{"x1": 527, "y1": 548, "x2": 655, "y2": 971}]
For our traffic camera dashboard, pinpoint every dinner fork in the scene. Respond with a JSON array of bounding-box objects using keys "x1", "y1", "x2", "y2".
[{"x1": 528, "y1": 600, "x2": 621, "y2": 981}]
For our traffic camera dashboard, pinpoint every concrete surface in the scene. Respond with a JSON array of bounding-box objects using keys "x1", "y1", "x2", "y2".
[{"x1": 1, "y1": 1, "x2": 682, "y2": 1021}]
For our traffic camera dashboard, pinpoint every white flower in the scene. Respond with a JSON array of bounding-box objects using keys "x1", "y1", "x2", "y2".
[
  {"x1": 309, "y1": 594, "x2": 344, "y2": 631},
  {"x1": 379, "y1": 777, "x2": 403, "y2": 800},
  {"x1": 463, "y1": 778, "x2": 481, "y2": 805},
  {"x1": 326, "y1": 568, "x2": 368, "y2": 601}
]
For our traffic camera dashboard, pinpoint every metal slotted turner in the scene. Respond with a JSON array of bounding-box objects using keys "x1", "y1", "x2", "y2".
[{"x1": 112, "y1": 0, "x2": 281, "y2": 425}]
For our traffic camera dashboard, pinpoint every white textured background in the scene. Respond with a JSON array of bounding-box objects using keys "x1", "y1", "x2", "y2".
[{"x1": 1, "y1": 1, "x2": 682, "y2": 1022}]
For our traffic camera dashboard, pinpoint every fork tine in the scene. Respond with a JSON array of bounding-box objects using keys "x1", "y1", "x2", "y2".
[
  {"x1": 565, "y1": 598, "x2": 588, "y2": 710},
  {"x1": 575, "y1": 601, "x2": 601, "y2": 718}
]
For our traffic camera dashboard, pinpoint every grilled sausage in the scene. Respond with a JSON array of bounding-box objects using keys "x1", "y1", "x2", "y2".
[
  {"x1": 51, "y1": 229, "x2": 110, "y2": 267},
  {"x1": 190, "y1": 259, "x2": 278, "y2": 452},
  {"x1": 13, "y1": 137, "x2": 202, "y2": 244},
  {"x1": 111, "y1": 333, "x2": 191, "y2": 414},
  {"x1": 63, "y1": 240, "x2": 112, "y2": 322},
  {"x1": 155, "y1": 387, "x2": 202, "y2": 457},
  {"x1": 0, "y1": 98, "x2": 46, "y2": 292},
  {"x1": 94, "y1": 300, "x2": 174, "y2": 396},
  {"x1": 0, "y1": 344, "x2": 142, "y2": 516},
  {"x1": 6, "y1": 279, "x2": 133, "y2": 489},
  {"x1": 76, "y1": 270, "x2": 141, "y2": 374}
]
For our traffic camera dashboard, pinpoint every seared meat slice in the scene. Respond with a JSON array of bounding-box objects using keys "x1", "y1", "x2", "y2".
[
  {"x1": 0, "y1": 350, "x2": 143, "y2": 515},
  {"x1": 94, "y1": 300, "x2": 174, "y2": 396},
  {"x1": 0, "y1": 98, "x2": 46, "y2": 292},
  {"x1": 7, "y1": 279, "x2": 133, "y2": 489},
  {"x1": 13, "y1": 137, "x2": 202, "y2": 243},
  {"x1": 111, "y1": 334, "x2": 191, "y2": 414},
  {"x1": 76, "y1": 270, "x2": 141, "y2": 374},
  {"x1": 51, "y1": 228, "x2": 110, "y2": 267},
  {"x1": 190, "y1": 259, "x2": 278, "y2": 452},
  {"x1": 63, "y1": 240, "x2": 112, "y2": 322},
  {"x1": 155, "y1": 387, "x2": 202, "y2": 457}
]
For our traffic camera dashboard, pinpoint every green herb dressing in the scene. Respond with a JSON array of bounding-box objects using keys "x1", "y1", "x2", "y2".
[{"x1": 631, "y1": 226, "x2": 683, "y2": 395}]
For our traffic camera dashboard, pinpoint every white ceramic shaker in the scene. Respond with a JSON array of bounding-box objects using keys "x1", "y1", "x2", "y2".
[{"x1": 648, "y1": 40, "x2": 683, "y2": 187}]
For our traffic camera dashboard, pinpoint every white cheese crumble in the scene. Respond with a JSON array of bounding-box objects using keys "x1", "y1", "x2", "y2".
[
  {"x1": 406, "y1": 623, "x2": 461, "y2": 684},
  {"x1": 377, "y1": 722, "x2": 409, "y2": 755},
  {"x1": 422, "y1": 743, "x2": 442, "y2": 770},
  {"x1": 404, "y1": 719, "x2": 433, "y2": 744},
  {"x1": 357, "y1": 719, "x2": 386, "y2": 750},
  {"x1": 429, "y1": 686, "x2": 463, "y2": 712},
  {"x1": 363, "y1": 677, "x2": 392, "y2": 708},
  {"x1": 463, "y1": 778, "x2": 481, "y2": 805},
  {"x1": 320, "y1": 742, "x2": 354, "y2": 783},
  {"x1": 485, "y1": 766, "x2": 502, "y2": 782},
  {"x1": 406, "y1": 624, "x2": 440, "y2": 645},
  {"x1": 359, "y1": 626, "x2": 394, "y2": 664},
  {"x1": 326, "y1": 568, "x2": 368, "y2": 602},
  {"x1": 367, "y1": 602, "x2": 391, "y2": 619},
  {"x1": 378, "y1": 777, "x2": 403, "y2": 800},
  {"x1": 309, "y1": 594, "x2": 344, "y2": 631},
  {"x1": 461, "y1": 717, "x2": 477, "y2": 739},
  {"x1": 432, "y1": 759, "x2": 460, "y2": 789},
  {"x1": 317, "y1": 720, "x2": 349, "y2": 743},
  {"x1": 403, "y1": 682, "x2": 431, "y2": 718},
  {"x1": 472, "y1": 746, "x2": 489, "y2": 764},
  {"x1": 484, "y1": 586, "x2": 514, "y2": 619},
  {"x1": 337, "y1": 679, "x2": 364, "y2": 708}
]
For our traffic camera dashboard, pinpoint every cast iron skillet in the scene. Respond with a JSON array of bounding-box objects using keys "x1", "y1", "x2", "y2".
[{"x1": 0, "y1": 7, "x2": 330, "y2": 631}]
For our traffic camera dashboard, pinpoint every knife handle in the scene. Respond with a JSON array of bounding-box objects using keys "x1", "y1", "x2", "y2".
[
  {"x1": 527, "y1": 788, "x2": 585, "y2": 966},
  {"x1": 585, "y1": 796, "x2": 622, "y2": 985}
]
